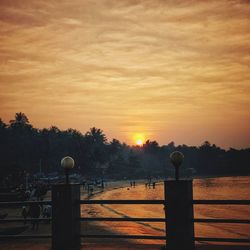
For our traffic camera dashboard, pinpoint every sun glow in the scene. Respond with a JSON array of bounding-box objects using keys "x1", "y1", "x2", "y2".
[
  {"x1": 136, "y1": 139, "x2": 143, "y2": 146},
  {"x1": 133, "y1": 133, "x2": 145, "y2": 146}
]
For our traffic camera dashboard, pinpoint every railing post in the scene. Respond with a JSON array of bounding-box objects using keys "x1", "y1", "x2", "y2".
[
  {"x1": 52, "y1": 184, "x2": 80, "y2": 250},
  {"x1": 164, "y1": 180, "x2": 195, "y2": 250}
]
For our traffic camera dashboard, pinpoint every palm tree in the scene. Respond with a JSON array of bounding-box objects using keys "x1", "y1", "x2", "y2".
[
  {"x1": 143, "y1": 140, "x2": 159, "y2": 154},
  {"x1": 109, "y1": 139, "x2": 122, "y2": 155},
  {"x1": 10, "y1": 112, "x2": 29, "y2": 126},
  {"x1": 85, "y1": 127, "x2": 107, "y2": 144},
  {"x1": 85, "y1": 128, "x2": 108, "y2": 174}
]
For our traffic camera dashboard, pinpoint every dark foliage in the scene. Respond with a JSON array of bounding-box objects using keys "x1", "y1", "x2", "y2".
[{"x1": 0, "y1": 113, "x2": 249, "y2": 184}]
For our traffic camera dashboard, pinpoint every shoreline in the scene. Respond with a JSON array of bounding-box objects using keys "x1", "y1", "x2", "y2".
[
  {"x1": 81, "y1": 176, "x2": 250, "y2": 249},
  {"x1": 1, "y1": 176, "x2": 250, "y2": 250}
]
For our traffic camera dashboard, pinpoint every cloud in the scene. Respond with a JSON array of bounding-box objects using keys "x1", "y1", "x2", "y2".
[{"x1": 0, "y1": 0, "x2": 250, "y2": 148}]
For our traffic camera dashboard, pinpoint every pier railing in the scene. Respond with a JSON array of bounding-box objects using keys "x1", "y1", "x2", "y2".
[
  {"x1": 0, "y1": 200, "x2": 52, "y2": 239},
  {"x1": 1, "y1": 181, "x2": 250, "y2": 250},
  {"x1": 80, "y1": 199, "x2": 166, "y2": 240},
  {"x1": 79, "y1": 198, "x2": 250, "y2": 243},
  {"x1": 193, "y1": 199, "x2": 250, "y2": 243}
]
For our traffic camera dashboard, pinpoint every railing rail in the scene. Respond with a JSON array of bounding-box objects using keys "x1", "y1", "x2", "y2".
[
  {"x1": 0, "y1": 189, "x2": 250, "y2": 247},
  {"x1": 0, "y1": 218, "x2": 51, "y2": 223},
  {"x1": 80, "y1": 199, "x2": 165, "y2": 204},
  {"x1": 2, "y1": 217, "x2": 250, "y2": 224},
  {"x1": 0, "y1": 234, "x2": 52, "y2": 239},
  {"x1": 0, "y1": 200, "x2": 52, "y2": 207},
  {"x1": 194, "y1": 218, "x2": 250, "y2": 224},
  {"x1": 195, "y1": 237, "x2": 250, "y2": 243},
  {"x1": 80, "y1": 234, "x2": 166, "y2": 240},
  {"x1": 193, "y1": 200, "x2": 250, "y2": 205},
  {"x1": 80, "y1": 217, "x2": 165, "y2": 222}
]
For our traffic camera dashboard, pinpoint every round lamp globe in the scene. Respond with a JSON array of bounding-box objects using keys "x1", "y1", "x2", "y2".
[
  {"x1": 61, "y1": 156, "x2": 75, "y2": 170},
  {"x1": 170, "y1": 151, "x2": 184, "y2": 168}
]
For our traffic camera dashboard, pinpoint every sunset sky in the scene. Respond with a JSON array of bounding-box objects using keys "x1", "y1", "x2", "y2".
[{"x1": 0, "y1": 0, "x2": 250, "y2": 148}]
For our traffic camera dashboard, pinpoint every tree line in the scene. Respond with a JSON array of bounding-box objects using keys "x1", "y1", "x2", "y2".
[{"x1": 0, "y1": 112, "x2": 249, "y2": 183}]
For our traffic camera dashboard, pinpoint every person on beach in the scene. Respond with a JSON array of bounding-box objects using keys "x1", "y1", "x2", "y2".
[
  {"x1": 28, "y1": 202, "x2": 41, "y2": 230},
  {"x1": 42, "y1": 204, "x2": 52, "y2": 223},
  {"x1": 21, "y1": 206, "x2": 28, "y2": 225},
  {"x1": 82, "y1": 181, "x2": 86, "y2": 190}
]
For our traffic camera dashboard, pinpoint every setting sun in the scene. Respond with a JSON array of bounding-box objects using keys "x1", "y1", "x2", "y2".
[
  {"x1": 133, "y1": 133, "x2": 145, "y2": 146},
  {"x1": 136, "y1": 139, "x2": 143, "y2": 146}
]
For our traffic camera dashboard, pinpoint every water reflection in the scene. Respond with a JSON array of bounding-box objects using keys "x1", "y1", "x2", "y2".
[{"x1": 81, "y1": 176, "x2": 250, "y2": 244}]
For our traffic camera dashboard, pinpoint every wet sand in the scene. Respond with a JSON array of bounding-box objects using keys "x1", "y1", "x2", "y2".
[
  {"x1": 82, "y1": 176, "x2": 250, "y2": 247},
  {"x1": 1, "y1": 177, "x2": 250, "y2": 249},
  {"x1": 1, "y1": 242, "x2": 250, "y2": 250}
]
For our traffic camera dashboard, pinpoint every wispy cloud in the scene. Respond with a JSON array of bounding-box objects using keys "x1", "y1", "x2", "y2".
[{"x1": 0, "y1": 0, "x2": 250, "y2": 148}]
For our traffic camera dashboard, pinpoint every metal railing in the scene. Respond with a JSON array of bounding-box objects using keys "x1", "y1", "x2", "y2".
[
  {"x1": 79, "y1": 199, "x2": 250, "y2": 243},
  {"x1": 0, "y1": 200, "x2": 52, "y2": 240},
  {"x1": 193, "y1": 199, "x2": 250, "y2": 243},
  {"x1": 1, "y1": 192, "x2": 250, "y2": 245},
  {"x1": 80, "y1": 199, "x2": 166, "y2": 240}
]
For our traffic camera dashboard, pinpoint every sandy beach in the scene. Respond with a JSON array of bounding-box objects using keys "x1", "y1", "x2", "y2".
[
  {"x1": 0, "y1": 177, "x2": 250, "y2": 250},
  {"x1": 82, "y1": 177, "x2": 250, "y2": 243},
  {"x1": 1, "y1": 241, "x2": 250, "y2": 250}
]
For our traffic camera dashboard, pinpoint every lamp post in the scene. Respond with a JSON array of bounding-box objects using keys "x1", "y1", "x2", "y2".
[
  {"x1": 165, "y1": 151, "x2": 195, "y2": 250},
  {"x1": 53, "y1": 156, "x2": 80, "y2": 250},
  {"x1": 170, "y1": 151, "x2": 184, "y2": 181},
  {"x1": 61, "y1": 156, "x2": 75, "y2": 184}
]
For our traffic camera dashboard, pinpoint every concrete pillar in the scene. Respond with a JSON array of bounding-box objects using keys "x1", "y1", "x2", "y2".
[
  {"x1": 52, "y1": 184, "x2": 80, "y2": 250},
  {"x1": 164, "y1": 180, "x2": 195, "y2": 250}
]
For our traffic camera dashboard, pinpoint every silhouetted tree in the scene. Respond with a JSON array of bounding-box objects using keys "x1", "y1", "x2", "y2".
[
  {"x1": 10, "y1": 112, "x2": 30, "y2": 127},
  {"x1": 143, "y1": 140, "x2": 159, "y2": 154},
  {"x1": 0, "y1": 112, "x2": 249, "y2": 185}
]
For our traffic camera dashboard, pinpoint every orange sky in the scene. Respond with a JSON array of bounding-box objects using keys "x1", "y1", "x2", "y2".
[{"x1": 0, "y1": 0, "x2": 250, "y2": 148}]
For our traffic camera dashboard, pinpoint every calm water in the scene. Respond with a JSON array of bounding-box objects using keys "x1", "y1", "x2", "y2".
[{"x1": 81, "y1": 176, "x2": 250, "y2": 244}]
